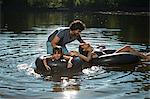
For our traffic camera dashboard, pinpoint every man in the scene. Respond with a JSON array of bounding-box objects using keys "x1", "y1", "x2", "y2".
[{"x1": 47, "y1": 20, "x2": 86, "y2": 54}]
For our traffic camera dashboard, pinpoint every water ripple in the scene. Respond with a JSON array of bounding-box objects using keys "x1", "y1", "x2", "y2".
[{"x1": 0, "y1": 27, "x2": 149, "y2": 99}]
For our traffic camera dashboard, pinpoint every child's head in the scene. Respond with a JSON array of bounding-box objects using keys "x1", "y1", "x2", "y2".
[{"x1": 52, "y1": 46, "x2": 63, "y2": 60}]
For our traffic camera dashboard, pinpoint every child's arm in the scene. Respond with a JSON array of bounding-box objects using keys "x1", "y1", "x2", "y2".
[
  {"x1": 63, "y1": 55, "x2": 73, "y2": 68},
  {"x1": 67, "y1": 57, "x2": 73, "y2": 68},
  {"x1": 43, "y1": 56, "x2": 52, "y2": 70}
]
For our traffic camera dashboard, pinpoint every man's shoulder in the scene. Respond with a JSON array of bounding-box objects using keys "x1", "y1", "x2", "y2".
[
  {"x1": 56, "y1": 27, "x2": 69, "y2": 31},
  {"x1": 57, "y1": 27, "x2": 70, "y2": 36}
]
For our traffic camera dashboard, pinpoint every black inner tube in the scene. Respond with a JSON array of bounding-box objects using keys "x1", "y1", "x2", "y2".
[
  {"x1": 35, "y1": 50, "x2": 141, "y2": 76},
  {"x1": 91, "y1": 52, "x2": 140, "y2": 66}
]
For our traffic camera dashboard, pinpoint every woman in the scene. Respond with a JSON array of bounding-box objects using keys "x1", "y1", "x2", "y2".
[
  {"x1": 69, "y1": 42, "x2": 98, "y2": 62},
  {"x1": 69, "y1": 43, "x2": 150, "y2": 62}
]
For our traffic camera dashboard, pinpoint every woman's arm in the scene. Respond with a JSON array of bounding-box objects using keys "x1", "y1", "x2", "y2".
[
  {"x1": 91, "y1": 51, "x2": 98, "y2": 58},
  {"x1": 69, "y1": 51, "x2": 92, "y2": 62},
  {"x1": 78, "y1": 52, "x2": 92, "y2": 62}
]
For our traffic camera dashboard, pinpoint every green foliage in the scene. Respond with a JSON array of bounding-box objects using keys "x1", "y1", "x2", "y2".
[
  {"x1": 27, "y1": 0, "x2": 65, "y2": 8},
  {"x1": 105, "y1": 0, "x2": 119, "y2": 8},
  {"x1": 2, "y1": 0, "x2": 149, "y2": 11}
]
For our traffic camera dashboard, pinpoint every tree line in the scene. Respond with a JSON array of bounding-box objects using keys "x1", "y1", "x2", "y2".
[{"x1": 1, "y1": 0, "x2": 149, "y2": 11}]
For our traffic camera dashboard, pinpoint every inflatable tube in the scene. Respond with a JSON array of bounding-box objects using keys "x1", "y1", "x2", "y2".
[
  {"x1": 94, "y1": 49, "x2": 116, "y2": 56},
  {"x1": 34, "y1": 56, "x2": 83, "y2": 76},
  {"x1": 35, "y1": 56, "x2": 52, "y2": 76},
  {"x1": 91, "y1": 52, "x2": 140, "y2": 66},
  {"x1": 34, "y1": 51, "x2": 141, "y2": 76}
]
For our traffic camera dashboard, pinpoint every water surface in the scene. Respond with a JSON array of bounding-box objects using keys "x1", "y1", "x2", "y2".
[{"x1": 0, "y1": 11, "x2": 149, "y2": 99}]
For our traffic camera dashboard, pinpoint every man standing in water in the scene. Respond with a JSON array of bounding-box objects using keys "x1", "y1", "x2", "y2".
[{"x1": 47, "y1": 20, "x2": 86, "y2": 54}]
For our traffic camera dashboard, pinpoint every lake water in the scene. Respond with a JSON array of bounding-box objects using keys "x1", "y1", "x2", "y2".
[{"x1": 0, "y1": 11, "x2": 149, "y2": 99}]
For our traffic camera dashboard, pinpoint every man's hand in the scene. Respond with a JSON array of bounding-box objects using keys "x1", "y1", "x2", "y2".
[{"x1": 69, "y1": 51, "x2": 79, "y2": 56}]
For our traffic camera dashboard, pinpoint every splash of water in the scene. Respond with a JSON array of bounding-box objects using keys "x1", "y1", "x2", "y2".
[
  {"x1": 17, "y1": 63, "x2": 41, "y2": 78},
  {"x1": 82, "y1": 66, "x2": 104, "y2": 75}
]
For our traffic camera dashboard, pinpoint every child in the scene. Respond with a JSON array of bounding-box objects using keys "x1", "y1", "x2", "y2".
[{"x1": 43, "y1": 46, "x2": 73, "y2": 70}]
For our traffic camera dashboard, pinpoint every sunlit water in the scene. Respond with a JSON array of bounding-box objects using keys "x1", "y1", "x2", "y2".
[{"x1": 0, "y1": 26, "x2": 149, "y2": 99}]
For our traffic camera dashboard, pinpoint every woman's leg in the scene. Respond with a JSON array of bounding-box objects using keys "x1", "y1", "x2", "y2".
[
  {"x1": 115, "y1": 45, "x2": 150, "y2": 60},
  {"x1": 115, "y1": 45, "x2": 133, "y2": 53},
  {"x1": 146, "y1": 52, "x2": 150, "y2": 56}
]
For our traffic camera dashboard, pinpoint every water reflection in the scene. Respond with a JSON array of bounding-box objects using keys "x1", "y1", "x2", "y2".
[
  {"x1": 52, "y1": 77, "x2": 80, "y2": 92},
  {"x1": 0, "y1": 10, "x2": 149, "y2": 99},
  {"x1": 50, "y1": 77, "x2": 80, "y2": 99},
  {"x1": 1, "y1": 11, "x2": 149, "y2": 44}
]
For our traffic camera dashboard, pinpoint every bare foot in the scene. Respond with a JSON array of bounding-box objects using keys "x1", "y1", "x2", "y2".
[
  {"x1": 145, "y1": 56, "x2": 150, "y2": 61},
  {"x1": 146, "y1": 52, "x2": 150, "y2": 56}
]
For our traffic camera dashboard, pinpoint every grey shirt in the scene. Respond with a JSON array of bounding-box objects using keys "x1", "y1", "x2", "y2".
[{"x1": 48, "y1": 28, "x2": 84, "y2": 46}]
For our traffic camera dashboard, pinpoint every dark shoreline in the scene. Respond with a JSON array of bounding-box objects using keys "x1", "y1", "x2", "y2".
[{"x1": 2, "y1": 7, "x2": 149, "y2": 16}]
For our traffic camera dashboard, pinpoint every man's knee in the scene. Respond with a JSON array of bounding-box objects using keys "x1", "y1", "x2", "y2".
[
  {"x1": 62, "y1": 47, "x2": 69, "y2": 54},
  {"x1": 46, "y1": 41, "x2": 53, "y2": 54}
]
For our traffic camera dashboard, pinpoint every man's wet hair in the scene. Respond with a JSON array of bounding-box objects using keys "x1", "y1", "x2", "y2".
[
  {"x1": 53, "y1": 46, "x2": 63, "y2": 54},
  {"x1": 69, "y1": 20, "x2": 86, "y2": 31}
]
